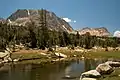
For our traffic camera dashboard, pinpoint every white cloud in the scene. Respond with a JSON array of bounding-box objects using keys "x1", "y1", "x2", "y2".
[
  {"x1": 114, "y1": 31, "x2": 120, "y2": 37},
  {"x1": 73, "y1": 20, "x2": 76, "y2": 23},
  {"x1": 62, "y1": 18, "x2": 76, "y2": 23}
]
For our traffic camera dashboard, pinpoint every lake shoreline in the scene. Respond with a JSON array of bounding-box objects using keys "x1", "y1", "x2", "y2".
[
  {"x1": 10, "y1": 47, "x2": 120, "y2": 64},
  {"x1": 1, "y1": 48, "x2": 120, "y2": 80}
]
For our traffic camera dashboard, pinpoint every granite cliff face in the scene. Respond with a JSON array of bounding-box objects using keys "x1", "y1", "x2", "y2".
[
  {"x1": 78, "y1": 27, "x2": 110, "y2": 36},
  {"x1": 7, "y1": 9, "x2": 73, "y2": 32}
]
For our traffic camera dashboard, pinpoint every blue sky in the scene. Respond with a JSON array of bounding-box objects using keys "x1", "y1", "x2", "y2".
[{"x1": 0, "y1": 0, "x2": 120, "y2": 33}]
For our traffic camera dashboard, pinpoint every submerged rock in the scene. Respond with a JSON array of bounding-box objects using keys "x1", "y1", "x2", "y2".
[
  {"x1": 62, "y1": 75, "x2": 77, "y2": 79},
  {"x1": 96, "y1": 63, "x2": 114, "y2": 75}
]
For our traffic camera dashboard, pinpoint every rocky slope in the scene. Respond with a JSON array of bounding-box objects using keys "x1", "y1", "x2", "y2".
[
  {"x1": 7, "y1": 9, "x2": 73, "y2": 32},
  {"x1": 78, "y1": 27, "x2": 110, "y2": 36}
]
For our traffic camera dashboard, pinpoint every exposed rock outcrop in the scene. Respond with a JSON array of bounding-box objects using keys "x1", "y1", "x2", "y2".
[{"x1": 78, "y1": 27, "x2": 110, "y2": 37}]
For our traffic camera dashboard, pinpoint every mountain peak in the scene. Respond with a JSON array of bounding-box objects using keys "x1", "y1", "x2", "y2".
[
  {"x1": 82, "y1": 27, "x2": 91, "y2": 30},
  {"x1": 7, "y1": 9, "x2": 73, "y2": 32}
]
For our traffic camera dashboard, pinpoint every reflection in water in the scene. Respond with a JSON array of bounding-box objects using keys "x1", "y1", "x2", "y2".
[
  {"x1": 0, "y1": 58, "x2": 107, "y2": 80},
  {"x1": 84, "y1": 58, "x2": 107, "y2": 71},
  {"x1": 64, "y1": 60, "x2": 84, "y2": 78}
]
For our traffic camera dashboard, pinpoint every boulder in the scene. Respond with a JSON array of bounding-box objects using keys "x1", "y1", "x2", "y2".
[
  {"x1": 54, "y1": 52, "x2": 67, "y2": 58},
  {"x1": 105, "y1": 61, "x2": 120, "y2": 67},
  {"x1": 40, "y1": 52, "x2": 47, "y2": 56},
  {"x1": 80, "y1": 70, "x2": 101, "y2": 80},
  {"x1": 0, "y1": 48, "x2": 12, "y2": 63},
  {"x1": 75, "y1": 49, "x2": 84, "y2": 52},
  {"x1": 96, "y1": 63, "x2": 114, "y2": 75},
  {"x1": 80, "y1": 78, "x2": 97, "y2": 80},
  {"x1": 13, "y1": 58, "x2": 20, "y2": 62},
  {"x1": 0, "y1": 51, "x2": 8, "y2": 59}
]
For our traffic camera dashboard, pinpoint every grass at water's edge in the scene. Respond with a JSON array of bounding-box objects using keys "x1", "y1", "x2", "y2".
[
  {"x1": 54, "y1": 49, "x2": 120, "y2": 59},
  {"x1": 11, "y1": 51, "x2": 81, "y2": 64},
  {"x1": 12, "y1": 50, "x2": 120, "y2": 62},
  {"x1": 87, "y1": 51, "x2": 120, "y2": 58},
  {"x1": 11, "y1": 50, "x2": 120, "y2": 62}
]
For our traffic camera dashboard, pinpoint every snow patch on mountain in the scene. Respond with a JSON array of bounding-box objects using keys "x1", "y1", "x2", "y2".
[{"x1": 27, "y1": 9, "x2": 30, "y2": 16}]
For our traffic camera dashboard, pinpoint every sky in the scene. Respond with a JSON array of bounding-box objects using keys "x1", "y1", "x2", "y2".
[{"x1": 0, "y1": 0, "x2": 120, "y2": 33}]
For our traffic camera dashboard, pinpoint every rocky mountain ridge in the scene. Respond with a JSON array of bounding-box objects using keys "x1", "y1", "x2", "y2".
[
  {"x1": 0, "y1": 9, "x2": 111, "y2": 37},
  {"x1": 78, "y1": 27, "x2": 110, "y2": 36}
]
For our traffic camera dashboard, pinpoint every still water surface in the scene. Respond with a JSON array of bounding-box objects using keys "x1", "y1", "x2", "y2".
[{"x1": 0, "y1": 58, "x2": 107, "y2": 80}]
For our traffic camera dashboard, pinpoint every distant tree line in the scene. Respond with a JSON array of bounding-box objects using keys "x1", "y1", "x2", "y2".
[{"x1": 0, "y1": 9, "x2": 120, "y2": 50}]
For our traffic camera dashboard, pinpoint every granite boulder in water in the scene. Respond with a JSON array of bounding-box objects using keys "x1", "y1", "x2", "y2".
[{"x1": 96, "y1": 63, "x2": 114, "y2": 75}]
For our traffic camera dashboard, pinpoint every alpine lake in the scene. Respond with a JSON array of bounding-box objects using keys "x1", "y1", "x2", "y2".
[{"x1": 0, "y1": 51, "x2": 120, "y2": 80}]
